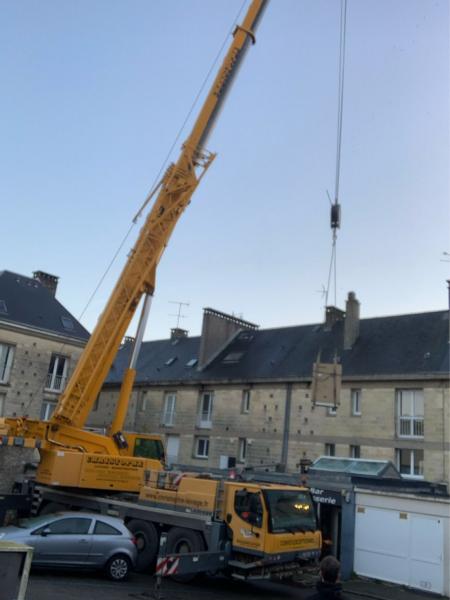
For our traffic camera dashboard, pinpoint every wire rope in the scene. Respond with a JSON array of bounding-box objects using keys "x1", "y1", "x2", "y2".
[{"x1": 324, "y1": 0, "x2": 347, "y2": 309}]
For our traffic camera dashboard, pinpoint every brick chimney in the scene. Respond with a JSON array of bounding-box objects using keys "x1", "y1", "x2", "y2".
[
  {"x1": 198, "y1": 308, "x2": 258, "y2": 370},
  {"x1": 33, "y1": 270, "x2": 59, "y2": 296},
  {"x1": 324, "y1": 305, "x2": 345, "y2": 331},
  {"x1": 344, "y1": 291, "x2": 360, "y2": 350},
  {"x1": 171, "y1": 327, "x2": 188, "y2": 340}
]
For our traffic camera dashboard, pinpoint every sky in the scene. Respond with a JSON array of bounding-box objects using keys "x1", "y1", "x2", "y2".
[{"x1": 1, "y1": 0, "x2": 449, "y2": 342}]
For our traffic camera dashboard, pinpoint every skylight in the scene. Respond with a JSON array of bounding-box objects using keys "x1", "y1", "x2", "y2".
[
  {"x1": 0, "y1": 300, "x2": 7, "y2": 314},
  {"x1": 222, "y1": 351, "x2": 244, "y2": 364},
  {"x1": 165, "y1": 357, "x2": 177, "y2": 366},
  {"x1": 61, "y1": 316, "x2": 75, "y2": 331},
  {"x1": 186, "y1": 358, "x2": 198, "y2": 367}
]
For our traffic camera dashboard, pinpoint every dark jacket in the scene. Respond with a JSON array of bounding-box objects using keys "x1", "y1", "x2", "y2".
[{"x1": 308, "y1": 581, "x2": 348, "y2": 599}]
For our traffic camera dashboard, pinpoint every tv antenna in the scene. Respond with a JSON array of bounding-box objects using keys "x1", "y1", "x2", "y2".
[{"x1": 169, "y1": 301, "x2": 190, "y2": 329}]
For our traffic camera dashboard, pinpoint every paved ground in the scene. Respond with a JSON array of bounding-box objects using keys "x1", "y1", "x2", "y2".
[{"x1": 24, "y1": 570, "x2": 448, "y2": 600}]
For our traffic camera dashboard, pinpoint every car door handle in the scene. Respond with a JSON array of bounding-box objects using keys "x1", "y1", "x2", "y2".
[{"x1": 78, "y1": 539, "x2": 89, "y2": 543}]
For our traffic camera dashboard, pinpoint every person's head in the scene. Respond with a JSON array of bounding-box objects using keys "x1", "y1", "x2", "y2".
[{"x1": 319, "y1": 556, "x2": 341, "y2": 584}]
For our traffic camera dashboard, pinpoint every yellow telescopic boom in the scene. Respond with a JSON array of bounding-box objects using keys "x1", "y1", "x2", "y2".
[{"x1": 51, "y1": 0, "x2": 269, "y2": 432}]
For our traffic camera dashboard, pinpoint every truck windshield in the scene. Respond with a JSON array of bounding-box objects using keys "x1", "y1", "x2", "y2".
[
  {"x1": 264, "y1": 489, "x2": 317, "y2": 534},
  {"x1": 133, "y1": 437, "x2": 165, "y2": 461}
]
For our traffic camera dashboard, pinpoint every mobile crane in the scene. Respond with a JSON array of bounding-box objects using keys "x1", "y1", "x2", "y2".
[
  {"x1": 0, "y1": 0, "x2": 323, "y2": 578},
  {"x1": 0, "y1": 0, "x2": 268, "y2": 493}
]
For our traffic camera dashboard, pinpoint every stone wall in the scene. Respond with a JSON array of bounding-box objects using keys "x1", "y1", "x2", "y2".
[{"x1": 92, "y1": 378, "x2": 450, "y2": 487}]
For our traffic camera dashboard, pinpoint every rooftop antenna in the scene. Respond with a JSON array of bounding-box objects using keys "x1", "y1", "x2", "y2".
[
  {"x1": 324, "y1": 0, "x2": 347, "y2": 309},
  {"x1": 169, "y1": 300, "x2": 190, "y2": 329}
]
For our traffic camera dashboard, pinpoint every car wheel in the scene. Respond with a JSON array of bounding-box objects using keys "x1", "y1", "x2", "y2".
[
  {"x1": 126, "y1": 519, "x2": 159, "y2": 572},
  {"x1": 105, "y1": 554, "x2": 131, "y2": 581},
  {"x1": 165, "y1": 527, "x2": 205, "y2": 583}
]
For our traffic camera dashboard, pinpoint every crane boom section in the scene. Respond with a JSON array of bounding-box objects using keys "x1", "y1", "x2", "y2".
[{"x1": 52, "y1": 0, "x2": 269, "y2": 429}]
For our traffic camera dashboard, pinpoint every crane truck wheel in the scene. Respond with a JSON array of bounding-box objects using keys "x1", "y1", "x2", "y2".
[
  {"x1": 165, "y1": 527, "x2": 205, "y2": 583},
  {"x1": 126, "y1": 519, "x2": 159, "y2": 572}
]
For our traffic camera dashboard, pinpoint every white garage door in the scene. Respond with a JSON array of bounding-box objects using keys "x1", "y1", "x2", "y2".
[{"x1": 354, "y1": 505, "x2": 443, "y2": 594}]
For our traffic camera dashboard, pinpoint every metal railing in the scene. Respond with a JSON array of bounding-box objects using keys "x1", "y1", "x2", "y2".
[
  {"x1": 45, "y1": 373, "x2": 67, "y2": 391},
  {"x1": 399, "y1": 416, "x2": 424, "y2": 437}
]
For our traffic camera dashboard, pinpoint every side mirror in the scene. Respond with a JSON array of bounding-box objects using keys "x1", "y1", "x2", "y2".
[{"x1": 41, "y1": 528, "x2": 51, "y2": 537}]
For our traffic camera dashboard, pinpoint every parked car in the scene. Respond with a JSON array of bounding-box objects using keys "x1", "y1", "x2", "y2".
[{"x1": 0, "y1": 512, "x2": 137, "y2": 581}]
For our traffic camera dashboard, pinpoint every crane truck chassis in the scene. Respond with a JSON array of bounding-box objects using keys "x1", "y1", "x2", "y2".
[{"x1": 32, "y1": 469, "x2": 321, "y2": 580}]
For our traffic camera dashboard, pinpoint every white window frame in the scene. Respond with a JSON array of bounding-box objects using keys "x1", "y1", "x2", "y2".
[
  {"x1": 238, "y1": 438, "x2": 247, "y2": 462},
  {"x1": 41, "y1": 400, "x2": 57, "y2": 421},
  {"x1": 396, "y1": 389, "x2": 424, "y2": 438},
  {"x1": 351, "y1": 389, "x2": 361, "y2": 416},
  {"x1": 242, "y1": 389, "x2": 251, "y2": 414},
  {"x1": 0, "y1": 343, "x2": 14, "y2": 384},
  {"x1": 194, "y1": 437, "x2": 209, "y2": 459},
  {"x1": 46, "y1": 354, "x2": 69, "y2": 392},
  {"x1": 197, "y1": 391, "x2": 213, "y2": 428},
  {"x1": 350, "y1": 444, "x2": 360, "y2": 458},
  {"x1": 162, "y1": 392, "x2": 176, "y2": 426},
  {"x1": 396, "y1": 448, "x2": 424, "y2": 479},
  {"x1": 325, "y1": 443, "x2": 335, "y2": 457}
]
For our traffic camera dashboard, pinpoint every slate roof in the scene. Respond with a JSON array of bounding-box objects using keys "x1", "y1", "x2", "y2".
[
  {"x1": 0, "y1": 270, "x2": 90, "y2": 342},
  {"x1": 106, "y1": 309, "x2": 450, "y2": 385}
]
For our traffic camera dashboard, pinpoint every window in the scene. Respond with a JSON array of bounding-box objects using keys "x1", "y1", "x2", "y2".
[
  {"x1": 222, "y1": 351, "x2": 244, "y2": 364},
  {"x1": 396, "y1": 448, "x2": 424, "y2": 478},
  {"x1": 40, "y1": 400, "x2": 57, "y2": 421},
  {"x1": 162, "y1": 392, "x2": 176, "y2": 426},
  {"x1": 238, "y1": 438, "x2": 247, "y2": 462},
  {"x1": 165, "y1": 357, "x2": 177, "y2": 366},
  {"x1": 351, "y1": 389, "x2": 361, "y2": 416},
  {"x1": 46, "y1": 354, "x2": 68, "y2": 392},
  {"x1": 328, "y1": 406, "x2": 337, "y2": 416},
  {"x1": 325, "y1": 443, "x2": 335, "y2": 457},
  {"x1": 397, "y1": 389, "x2": 424, "y2": 437},
  {"x1": 350, "y1": 445, "x2": 360, "y2": 458},
  {"x1": 194, "y1": 437, "x2": 209, "y2": 459},
  {"x1": 94, "y1": 521, "x2": 120, "y2": 535},
  {"x1": 34, "y1": 517, "x2": 92, "y2": 535},
  {"x1": 186, "y1": 358, "x2": 198, "y2": 368},
  {"x1": 0, "y1": 392, "x2": 5, "y2": 416},
  {"x1": 133, "y1": 437, "x2": 165, "y2": 460},
  {"x1": 140, "y1": 394, "x2": 149, "y2": 411},
  {"x1": 234, "y1": 490, "x2": 262, "y2": 527},
  {"x1": 197, "y1": 391, "x2": 213, "y2": 428},
  {"x1": 242, "y1": 389, "x2": 251, "y2": 413},
  {"x1": 0, "y1": 300, "x2": 7, "y2": 314},
  {"x1": 0, "y1": 343, "x2": 14, "y2": 384},
  {"x1": 61, "y1": 316, "x2": 74, "y2": 331}
]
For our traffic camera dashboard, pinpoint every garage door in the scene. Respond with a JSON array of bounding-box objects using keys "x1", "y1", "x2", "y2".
[{"x1": 354, "y1": 505, "x2": 443, "y2": 594}]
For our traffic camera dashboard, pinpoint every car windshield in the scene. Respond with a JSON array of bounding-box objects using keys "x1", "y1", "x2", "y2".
[{"x1": 264, "y1": 489, "x2": 317, "y2": 534}]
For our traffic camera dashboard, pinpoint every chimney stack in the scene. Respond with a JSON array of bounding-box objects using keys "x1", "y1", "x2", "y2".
[
  {"x1": 344, "y1": 291, "x2": 360, "y2": 350},
  {"x1": 198, "y1": 308, "x2": 258, "y2": 369},
  {"x1": 33, "y1": 270, "x2": 59, "y2": 297},
  {"x1": 171, "y1": 327, "x2": 188, "y2": 340},
  {"x1": 324, "y1": 306, "x2": 345, "y2": 331}
]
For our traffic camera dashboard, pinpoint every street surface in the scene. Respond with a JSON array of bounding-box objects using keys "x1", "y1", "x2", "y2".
[{"x1": 25, "y1": 570, "x2": 446, "y2": 600}]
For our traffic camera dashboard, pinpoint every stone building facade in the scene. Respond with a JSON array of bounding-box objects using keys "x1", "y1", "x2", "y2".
[
  {"x1": 0, "y1": 270, "x2": 89, "y2": 421},
  {"x1": 91, "y1": 297, "x2": 450, "y2": 488}
]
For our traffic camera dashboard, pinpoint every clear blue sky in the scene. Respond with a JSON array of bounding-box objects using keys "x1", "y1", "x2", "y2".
[{"x1": 1, "y1": 0, "x2": 448, "y2": 341}]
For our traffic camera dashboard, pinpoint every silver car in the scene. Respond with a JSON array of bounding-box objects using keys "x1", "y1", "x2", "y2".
[{"x1": 0, "y1": 512, "x2": 137, "y2": 581}]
